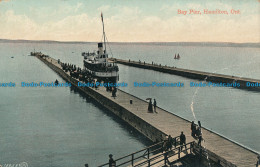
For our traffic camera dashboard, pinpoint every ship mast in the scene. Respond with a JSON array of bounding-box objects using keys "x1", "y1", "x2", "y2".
[{"x1": 101, "y1": 12, "x2": 106, "y2": 53}]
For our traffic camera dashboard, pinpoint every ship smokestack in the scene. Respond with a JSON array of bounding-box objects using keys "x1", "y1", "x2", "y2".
[{"x1": 98, "y1": 43, "x2": 104, "y2": 55}]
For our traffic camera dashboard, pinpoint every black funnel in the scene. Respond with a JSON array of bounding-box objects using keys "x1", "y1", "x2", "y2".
[{"x1": 98, "y1": 43, "x2": 103, "y2": 47}]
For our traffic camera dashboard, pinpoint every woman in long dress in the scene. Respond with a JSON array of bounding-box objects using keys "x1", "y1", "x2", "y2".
[{"x1": 148, "y1": 99, "x2": 153, "y2": 113}]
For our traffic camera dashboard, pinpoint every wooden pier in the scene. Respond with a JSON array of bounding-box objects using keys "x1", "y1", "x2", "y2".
[
  {"x1": 110, "y1": 58, "x2": 260, "y2": 90},
  {"x1": 36, "y1": 54, "x2": 259, "y2": 167}
]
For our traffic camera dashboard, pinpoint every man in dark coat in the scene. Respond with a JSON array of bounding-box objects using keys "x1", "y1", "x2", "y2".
[
  {"x1": 180, "y1": 131, "x2": 187, "y2": 150},
  {"x1": 256, "y1": 154, "x2": 260, "y2": 167},
  {"x1": 153, "y1": 99, "x2": 157, "y2": 113},
  {"x1": 191, "y1": 121, "x2": 196, "y2": 137},
  {"x1": 198, "y1": 134, "x2": 202, "y2": 146},
  {"x1": 109, "y1": 154, "x2": 116, "y2": 167},
  {"x1": 167, "y1": 135, "x2": 173, "y2": 150}
]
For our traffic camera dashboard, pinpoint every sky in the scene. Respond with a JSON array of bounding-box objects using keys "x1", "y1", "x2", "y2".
[{"x1": 0, "y1": 0, "x2": 259, "y2": 43}]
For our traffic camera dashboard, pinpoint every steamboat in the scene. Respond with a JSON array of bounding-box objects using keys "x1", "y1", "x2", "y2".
[{"x1": 82, "y1": 13, "x2": 119, "y2": 83}]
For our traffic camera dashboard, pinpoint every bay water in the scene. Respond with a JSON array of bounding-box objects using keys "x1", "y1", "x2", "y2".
[{"x1": 0, "y1": 42, "x2": 259, "y2": 166}]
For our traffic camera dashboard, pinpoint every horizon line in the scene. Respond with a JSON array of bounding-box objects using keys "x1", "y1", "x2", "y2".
[{"x1": 0, "y1": 38, "x2": 259, "y2": 45}]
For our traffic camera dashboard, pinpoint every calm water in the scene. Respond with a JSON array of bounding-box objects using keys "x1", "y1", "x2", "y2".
[
  {"x1": 0, "y1": 43, "x2": 152, "y2": 167},
  {"x1": 0, "y1": 42, "x2": 259, "y2": 167}
]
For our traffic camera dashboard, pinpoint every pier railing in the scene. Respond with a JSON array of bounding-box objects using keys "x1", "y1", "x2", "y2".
[
  {"x1": 97, "y1": 136, "x2": 180, "y2": 167},
  {"x1": 132, "y1": 141, "x2": 195, "y2": 167}
]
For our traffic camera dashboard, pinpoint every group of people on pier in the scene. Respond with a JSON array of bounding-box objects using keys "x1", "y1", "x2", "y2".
[
  {"x1": 161, "y1": 121, "x2": 203, "y2": 155},
  {"x1": 61, "y1": 62, "x2": 117, "y2": 98},
  {"x1": 191, "y1": 121, "x2": 203, "y2": 146},
  {"x1": 162, "y1": 131, "x2": 187, "y2": 153},
  {"x1": 105, "y1": 81, "x2": 117, "y2": 98},
  {"x1": 148, "y1": 98, "x2": 157, "y2": 113},
  {"x1": 162, "y1": 135, "x2": 175, "y2": 152},
  {"x1": 61, "y1": 62, "x2": 93, "y2": 83}
]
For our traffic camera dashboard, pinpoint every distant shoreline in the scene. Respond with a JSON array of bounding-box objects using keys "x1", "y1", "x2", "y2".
[{"x1": 0, "y1": 39, "x2": 259, "y2": 48}]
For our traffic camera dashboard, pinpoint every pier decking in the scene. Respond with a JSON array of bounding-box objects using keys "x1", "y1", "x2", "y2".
[
  {"x1": 96, "y1": 86, "x2": 258, "y2": 167},
  {"x1": 111, "y1": 58, "x2": 260, "y2": 90},
  {"x1": 36, "y1": 55, "x2": 259, "y2": 167}
]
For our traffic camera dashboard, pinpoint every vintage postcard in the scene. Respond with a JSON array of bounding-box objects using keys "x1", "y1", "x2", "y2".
[{"x1": 0, "y1": 0, "x2": 259, "y2": 167}]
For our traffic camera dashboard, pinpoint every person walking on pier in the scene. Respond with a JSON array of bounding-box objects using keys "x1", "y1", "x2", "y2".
[
  {"x1": 167, "y1": 135, "x2": 174, "y2": 150},
  {"x1": 112, "y1": 87, "x2": 117, "y2": 98},
  {"x1": 180, "y1": 132, "x2": 187, "y2": 150},
  {"x1": 198, "y1": 132, "x2": 203, "y2": 147},
  {"x1": 195, "y1": 125, "x2": 201, "y2": 138},
  {"x1": 162, "y1": 136, "x2": 168, "y2": 152},
  {"x1": 191, "y1": 121, "x2": 196, "y2": 137},
  {"x1": 148, "y1": 99, "x2": 153, "y2": 113},
  {"x1": 162, "y1": 135, "x2": 172, "y2": 152},
  {"x1": 109, "y1": 154, "x2": 116, "y2": 167},
  {"x1": 153, "y1": 99, "x2": 157, "y2": 113},
  {"x1": 197, "y1": 120, "x2": 203, "y2": 146},
  {"x1": 256, "y1": 154, "x2": 260, "y2": 167},
  {"x1": 198, "y1": 121, "x2": 201, "y2": 128}
]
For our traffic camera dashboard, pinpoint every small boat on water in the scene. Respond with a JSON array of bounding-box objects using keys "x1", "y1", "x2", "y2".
[
  {"x1": 82, "y1": 13, "x2": 119, "y2": 83},
  {"x1": 174, "y1": 53, "x2": 180, "y2": 60}
]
